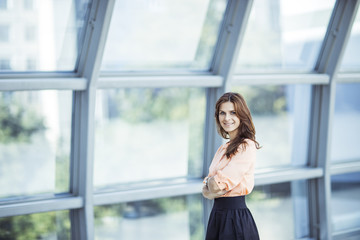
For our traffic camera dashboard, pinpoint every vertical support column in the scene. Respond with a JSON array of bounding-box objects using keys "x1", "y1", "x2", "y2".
[
  {"x1": 70, "y1": 0, "x2": 115, "y2": 239},
  {"x1": 202, "y1": 87, "x2": 223, "y2": 227},
  {"x1": 291, "y1": 85, "x2": 312, "y2": 238},
  {"x1": 70, "y1": 88, "x2": 96, "y2": 240},
  {"x1": 202, "y1": 0, "x2": 254, "y2": 233},
  {"x1": 211, "y1": 0, "x2": 254, "y2": 91},
  {"x1": 308, "y1": 1, "x2": 359, "y2": 239}
]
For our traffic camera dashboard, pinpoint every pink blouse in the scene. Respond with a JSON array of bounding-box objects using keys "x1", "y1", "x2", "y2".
[{"x1": 204, "y1": 139, "x2": 257, "y2": 197}]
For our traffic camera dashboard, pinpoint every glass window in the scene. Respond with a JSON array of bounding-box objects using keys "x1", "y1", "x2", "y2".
[
  {"x1": 232, "y1": 85, "x2": 312, "y2": 168},
  {"x1": 0, "y1": 91, "x2": 72, "y2": 200},
  {"x1": 331, "y1": 83, "x2": 360, "y2": 162},
  {"x1": 94, "y1": 88, "x2": 205, "y2": 189},
  {"x1": 339, "y1": 8, "x2": 360, "y2": 72},
  {"x1": 235, "y1": 0, "x2": 335, "y2": 73},
  {"x1": 331, "y1": 172, "x2": 360, "y2": 232},
  {"x1": 0, "y1": 0, "x2": 90, "y2": 72},
  {"x1": 0, "y1": 210, "x2": 70, "y2": 239},
  {"x1": 94, "y1": 194, "x2": 204, "y2": 240},
  {"x1": 247, "y1": 181, "x2": 309, "y2": 239},
  {"x1": 101, "y1": 0, "x2": 227, "y2": 72}
]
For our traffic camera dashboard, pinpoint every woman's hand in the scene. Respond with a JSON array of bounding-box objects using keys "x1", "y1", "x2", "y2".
[
  {"x1": 202, "y1": 177, "x2": 228, "y2": 199},
  {"x1": 202, "y1": 184, "x2": 217, "y2": 200},
  {"x1": 208, "y1": 177, "x2": 228, "y2": 195}
]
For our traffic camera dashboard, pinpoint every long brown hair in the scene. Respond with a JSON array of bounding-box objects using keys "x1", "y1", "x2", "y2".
[{"x1": 215, "y1": 92, "x2": 260, "y2": 158}]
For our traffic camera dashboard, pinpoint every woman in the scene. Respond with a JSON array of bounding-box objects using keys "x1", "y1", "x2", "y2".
[{"x1": 202, "y1": 92, "x2": 260, "y2": 240}]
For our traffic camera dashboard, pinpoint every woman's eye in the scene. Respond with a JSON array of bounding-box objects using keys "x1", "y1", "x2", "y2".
[
  {"x1": 231, "y1": 111, "x2": 236, "y2": 115},
  {"x1": 219, "y1": 112, "x2": 225, "y2": 115}
]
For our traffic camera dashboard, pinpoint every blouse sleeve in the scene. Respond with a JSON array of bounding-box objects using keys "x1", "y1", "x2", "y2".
[{"x1": 213, "y1": 139, "x2": 256, "y2": 192}]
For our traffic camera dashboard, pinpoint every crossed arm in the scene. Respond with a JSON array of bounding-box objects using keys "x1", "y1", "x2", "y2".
[
  {"x1": 202, "y1": 140, "x2": 256, "y2": 200},
  {"x1": 202, "y1": 176, "x2": 228, "y2": 200}
]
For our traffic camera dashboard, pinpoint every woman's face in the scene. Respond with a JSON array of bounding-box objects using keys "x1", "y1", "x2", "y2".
[{"x1": 218, "y1": 101, "x2": 240, "y2": 140}]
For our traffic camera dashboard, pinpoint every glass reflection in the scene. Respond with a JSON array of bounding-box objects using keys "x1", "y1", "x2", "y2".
[
  {"x1": 0, "y1": 210, "x2": 70, "y2": 239},
  {"x1": 0, "y1": 91, "x2": 72, "y2": 199},
  {"x1": 247, "y1": 181, "x2": 309, "y2": 239},
  {"x1": 232, "y1": 85, "x2": 311, "y2": 168},
  {"x1": 94, "y1": 195, "x2": 204, "y2": 240},
  {"x1": 0, "y1": 0, "x2": 90, "y2": 72},
  {"x1": 331, "y1": 172, "x2": 360, "y2": 232},
  {"x1": 236, "y1": 0, "x2": 334, "y2": 72},
  {"x1": 340, "y1": 9, "x2": 360, "y2": 72},
  {"x1": 94, "y1": 88, "x2": 205, "y2": 189},
  {"x1": 101, "y1": 0, "x2": 227, "y2": 71},
  {"x1": 331, "y1": 83, "x2": 360, "y2": 162}
]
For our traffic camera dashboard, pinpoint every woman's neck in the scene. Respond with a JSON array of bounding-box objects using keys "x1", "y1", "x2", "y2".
[{"x1": 229, "y1": 132, "x2": 237, "y2": 141}]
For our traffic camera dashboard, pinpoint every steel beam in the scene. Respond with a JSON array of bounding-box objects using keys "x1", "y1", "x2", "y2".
[
  {"x1": 70, "y1": 0, "x2": 115, "y2": 239},
  {"x1": 309, "y1": 1, "x2": 360, "y2": 239}
]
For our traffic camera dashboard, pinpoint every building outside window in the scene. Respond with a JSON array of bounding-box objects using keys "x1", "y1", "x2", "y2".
[
  {"x1": 23, "y1": 0, "x2": 34, "y2": 10},
  {"x1": 25, "y1": 25, "x2": 36, "y2": 42},
  {"x1": 0, "y1": 25, "x2": 9, "y2": 42},
  {"x1": 0, "y1": 0, "x2": 7, "y2": 10},
  {"x1": 0, "y1": 59, "x2": 10, "y2": 70}
]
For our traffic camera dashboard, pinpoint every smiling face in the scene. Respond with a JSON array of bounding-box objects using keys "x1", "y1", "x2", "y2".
[{"x1": 218, "y1": 101, "x2": 240, "y2": 140}]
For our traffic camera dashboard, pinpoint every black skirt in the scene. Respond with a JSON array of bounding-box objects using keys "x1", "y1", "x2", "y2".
[{"x1": 205, "y1": 196, "x2": 259, "y2": 240}]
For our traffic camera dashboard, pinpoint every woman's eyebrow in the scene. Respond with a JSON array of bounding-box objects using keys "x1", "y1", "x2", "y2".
[{"x1": 219, "y1": 109, "x2": 235, "y2": 112}]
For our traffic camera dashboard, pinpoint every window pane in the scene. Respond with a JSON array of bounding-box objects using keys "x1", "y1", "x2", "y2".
[
  {"x1": 0, "y1": 91, "x2": 72, "y2": 199},
  {"x1": 0, "y1": 210, "x2": 70, "y2": 239},
  {"x1": 235, "y1": 0, "x2": 334, "y2": 72},
  {"x1": 101, "y1": 0, "x2": 227, "y2": 72},
  {"x1": 340, "y1": 9, "x2": 360, "y2": 72},
  {"x1": 232, "y1": 85, "x2": 311, "y2": 168},
  {"x1": 331, "y1": 83, "x2": 360, "y2": 162},
  {"x1": 0, "y1": 0, "x2": 90, "y2": 72},
  {"x1": 248, "y1": 181, "x2": 309, "y2": 239},
  {"x1": 94, "y1": 88, "x2": 205, "y2": 189},
  {"x1": 94, "y1": 194, "x2": 204, "y2": 240},
  {"x1": 331, "y1": 172, "x2": 360, "y2": 232}
]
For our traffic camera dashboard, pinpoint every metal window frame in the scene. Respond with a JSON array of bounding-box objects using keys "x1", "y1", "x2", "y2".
[
  {"x1": 97, "y1": 74, "x2": 223, "y2": 88},
  {"x1": 232, "y1": 73, "x2": 330, "y2": 85},
  {"x1": 69, "y1": 0, "x2": 115, "y2": 239},
  {"x1": 0, "y1": 165, "x2": 325, "y2": 218},
  {"x1": 335, "y1": 73, "x2": 360, "y2": 83},
  {"x1": 333, "y1": 228, "x2": 360, "y2": 240},
  {"x1": 91, "y1": 166, "x2": 324, "y2": 207},
  {"x1": 0, "y1": 78, "x2": 87, "y2": 90},
  {"x1": 94, "y1": 180, "x2": 203, "y2": 206},
  {"x1": 0, "y1": 0, "x2": 360, "y2": 239},
  {"x1": 0, "y1": 196, "x2": 83, "y2": 218},
  {"x1": 330, "y1": 161, "x2": 360, "y2": 175},
  {"x1": 308, "y1": 1, "x2": 360, "y2": 239}
]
